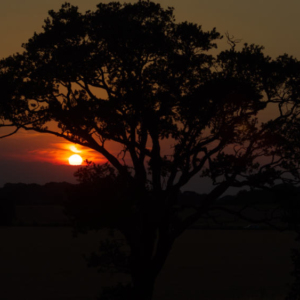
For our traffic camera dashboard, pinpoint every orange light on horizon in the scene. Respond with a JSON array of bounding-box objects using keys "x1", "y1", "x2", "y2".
[
  {"x1": 3, "y1": 132, "x2": 109, "y2": 165},
  {"x1": 25, "y1": 142, "x2": 106, "y2": 165}
]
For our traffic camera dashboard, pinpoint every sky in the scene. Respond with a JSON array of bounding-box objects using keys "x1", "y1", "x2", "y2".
[{"x1": 0, "y1": 0, "x2": 300, "y2": 191}]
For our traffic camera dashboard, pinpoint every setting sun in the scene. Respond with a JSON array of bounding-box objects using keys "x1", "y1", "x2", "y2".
[{"x1": 68, "y1": 154, "x2": 83, "y2": 166}]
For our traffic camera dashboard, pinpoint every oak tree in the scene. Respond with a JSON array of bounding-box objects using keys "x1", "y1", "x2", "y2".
[{"x1": 1, "y1": 2, "x2": 300, "y2": 299}]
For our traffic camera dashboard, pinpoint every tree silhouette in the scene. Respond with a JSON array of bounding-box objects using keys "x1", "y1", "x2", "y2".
[
  {"x1": 1, "y1": 2, "x2": 300, "y2": 299},
  {"x1": 0, "y1": 196, "x2": 15, "y2": 226}
]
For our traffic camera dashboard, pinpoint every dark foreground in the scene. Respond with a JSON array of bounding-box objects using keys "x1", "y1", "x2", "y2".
[{"x1": 0, "y1": 227, "x2": 297, "y2": 300}]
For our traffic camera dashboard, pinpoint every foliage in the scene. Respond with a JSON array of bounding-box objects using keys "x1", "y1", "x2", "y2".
[
  {"x1": 64, "y1": 162, "x2": 136, "y2": 232},
  {"x1": 85, "y1": 237, "x2": 130, "y2": 274},
  {"x1": 1, "y1": 1, "x2": 300, "y2": 299}
]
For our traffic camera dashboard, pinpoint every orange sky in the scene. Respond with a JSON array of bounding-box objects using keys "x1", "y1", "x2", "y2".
[
  {"x1": 1, "y1": 0, "x2": 300, "y2": 60},
  {"x1": 0, "y1": 129, "x2": 112, "y2": 165},
  {"x1": 0, "y1": 0, "x2": 299, "y2": 190}
]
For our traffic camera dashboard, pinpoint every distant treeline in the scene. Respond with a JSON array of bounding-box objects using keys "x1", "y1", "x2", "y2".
[
  {"x1": 217, "y1": 184, "x2": 300, "y2": 206},
  {"x1": 0, "y1": 182, "x2": 74, "y2": 206},
  {"x1": 0, "y1": 182, "x2": 299, "y2": 227},
  {"x1": 180, "y1": 184, "x2": 300, "y2": 207},
  {"x1": 0, "y1": 182, "x2": 299, "y2": 207}
]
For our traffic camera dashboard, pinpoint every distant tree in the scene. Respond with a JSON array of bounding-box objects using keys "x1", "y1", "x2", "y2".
[
  {"x1": 1, "y1": 2, "x2": 300, "y2": 299},
  {"x1": 0, "y1": 196, "x2": 15, "y2": 226},
  {"x1": 0, "y1": 182, "x2": 72, "y2": 205}
]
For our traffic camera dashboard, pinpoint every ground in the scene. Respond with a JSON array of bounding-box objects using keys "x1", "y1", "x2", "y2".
[{"x1": 0, "y1": 226, "x2": 297, "y2": 300}]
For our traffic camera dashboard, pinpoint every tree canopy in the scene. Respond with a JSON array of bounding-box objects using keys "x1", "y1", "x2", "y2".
[{"x1": 1, "y1": 1, "x2": 300, "y2": 299}]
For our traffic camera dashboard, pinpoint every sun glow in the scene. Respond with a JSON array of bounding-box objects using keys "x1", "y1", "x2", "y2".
[
  {"x1": 68, "y1": 154, "x2": 83, "y2": 165},
  {"x1": 70, "y1": 145, "x2": 81, "y2": 153}
]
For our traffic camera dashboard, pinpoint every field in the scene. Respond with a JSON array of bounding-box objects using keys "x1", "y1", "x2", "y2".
[{"x1": 0, "y1": 226, "x2": 298, "y2": 300}]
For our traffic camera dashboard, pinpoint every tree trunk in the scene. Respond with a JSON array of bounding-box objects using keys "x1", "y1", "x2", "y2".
[
  {"x1": 128, "y1": 228, "x2": 158, "y2": 300},
  {"x1": 131, "y1": 270, "x2": 156, "y2": 300},
  {"x1": 128, "y1": 227, "x2": 174, "y2": 300},
  {"x1": 122, "y1": 192, "x2": 175, "y2": 300}
]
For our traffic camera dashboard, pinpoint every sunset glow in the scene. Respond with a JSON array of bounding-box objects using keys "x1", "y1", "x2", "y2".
[
  {"x1": 70, "y1": 145, "x2": 81, "y2": 153},
  {"x1": 68, "y1": 154, "x2": 83, "y2": 166}
]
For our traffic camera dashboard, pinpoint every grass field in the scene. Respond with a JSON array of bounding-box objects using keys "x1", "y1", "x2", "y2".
[{"x1": 0, "y1": 227, "x2": 298, "y2": 300}]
